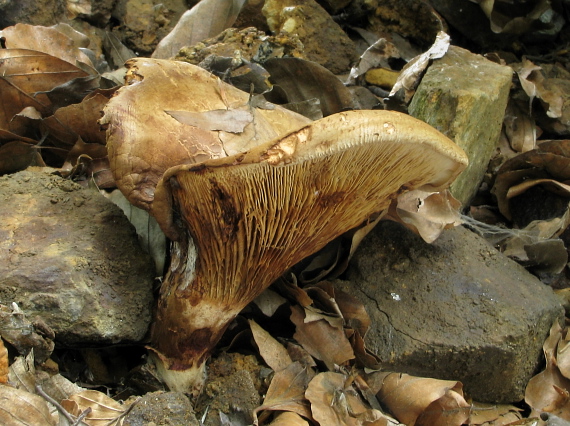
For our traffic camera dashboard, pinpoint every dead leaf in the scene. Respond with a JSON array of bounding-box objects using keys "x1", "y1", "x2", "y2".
[
  {"x1": 65, "y1": 389, "x2": 126, "y2": 426},
  {"x1": 492, "y1": 140, "x2": 570, "y2": 221},
  {"x1": 263, "y1": 57, "x2": 355, "y2": 117},
  {"x1": 268, "y1": 411, "x2": 310, "y2": 425},
  {"x1": 389, "y1": 31, "x2": 450, "y2": 102},
  {"x1": 8, "y1": 353, "x2": 36, "y2": 394},
  {"x1": 372, "y1": 371, "x2": 468, "y2": 425},
  {"x1": 0, "y1": 384, "x2": 56, "y2": 425},
  {"x1": 0, "y1": 49, "x2": 89, "y2": 123},
  {"x1": 249, "y1": 319, "x2": 292, "y2": 372},
  {"x1": 252, "y1": 289, "x2": 288, "y2": 318},
  {"x1": 253, "y1": 362, "x2": 315, "y2": 425},
  {"x1": 0, "y1": 23, "x2": 96, "y2": 72},
  {"x1": 0, "y1": 340, "x2": 8, "y2": 384},
  {"x1": 346, "y1": 38, "x2": 402, "y2": 86},
  {"x1": 388, "y1": 189, "x2": 462, "y2": 243},
  {"x1": 166, "y1": 108, "x2": 254, "y2": 133},
  {"x1": 306, "y1": 372, "x2": 394, "y2": 426},
  {"x1": 468, "y1": 402, "x2": 523, "y2": 425},
  {"x1": 503, "y1": 100, "x2": 537, "y2": 153},
  {"x1": 473, "y1": 0, "x2": 552, "y2": 34},
  {"x1": 290, "y1": 305, "x2": 354, "y2": 370},
  {"x1": 526, "y1": 321, "x2": 570, "y2": 418},
  {"x1": 152, "y1": 0, "x2": 247, "y2": 59}
]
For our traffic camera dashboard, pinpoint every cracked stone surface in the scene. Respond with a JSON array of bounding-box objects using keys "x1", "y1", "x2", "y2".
[
  {"x1": 0, "y1": 170, "x2": 155, "y2": 345},
  {"x1": 336, "y1": 220, "x2": 563, "y2": 403}
]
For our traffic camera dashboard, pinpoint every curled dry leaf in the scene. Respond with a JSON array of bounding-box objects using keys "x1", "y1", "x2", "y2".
[
  {"x1": 389, "y1": 31, "x2": 450, "y2": 102},
  {"x1": 64, "y1": 389, "x2": 126, "y2": 426},
  {"x1": 253, "y1": 362, "x2": 315, "y2": 425},
  {"x1": 306, "y1": 371, "x2": 393, "y2": 426},
  {"x1": 0, "y1": 304, "x2": 54, "y2": 364},
  {"x1": 492, "y1": 140, "x2": 570, "y2": 221},
  {"x1": 526, "y1": 321, "x2": 570, "y2": 418},
  {"x1": 503, "y1": 100, "x2": 537, "y2": 153},
  {"x1": 346, "y1": 38, "x2": 402, "y2": 86},
  {"x1": 249, "y1": 319, "x2": 292, "y2": 372},
  {"x1": 152, "y1": 0, "x2": 247, "y2": 59},
  {"x1": 268, "y1": 411, "x2": 310, "y2": 426},
  {"x1": 0, "y1": 339, "x2": 7, "y2": 384},
  {"x1": 0, "y1": 23, "x2": 96, "y2": 72},
  {"x1": 0, "y1": 384, "x2": 56, "y2": 426},
  {"x1": 371, "y1": 371, "x2": 469, "y2": 426},
  {"x1": 468, "y1": 402, "x2": 523, "y2": 425},
  {"x1": 0, "y1": 49, "x2": 89, "y2": 124},
  {"x1": 290, "y1": 305, "x2": 354, "y2": 370},
  {"x1": 387, "y1": 189, "x2": 463, "y2": 243},
  {"x1": 263, "y1": 57, "x2": 355, "y2": 117}
]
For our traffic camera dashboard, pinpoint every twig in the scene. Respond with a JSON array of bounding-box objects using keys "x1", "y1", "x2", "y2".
[{"x1": 35, "y1": 384, "x2": 77, "y2": 424}]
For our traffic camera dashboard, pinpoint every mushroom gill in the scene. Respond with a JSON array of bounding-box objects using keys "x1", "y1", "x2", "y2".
[{"x1": 148, "y1": 110, "x2": 468, "y2": 394}]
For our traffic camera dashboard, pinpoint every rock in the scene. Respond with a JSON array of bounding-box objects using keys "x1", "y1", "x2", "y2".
[
  {"x1": 338, "y1": 220, "x2": 563, "y2": 403},
  {"x1": 111, "y1": 0, "x2": 188, "y2": 55},
  {"x1": 0, "y1": 170, "x2": 155, "y2": 345},
  {"x1": 408, "y1": 46, "x2": 512, "y2": 206},
  {"x1": 123, "y1": 391, "x2": 199, "y2": 426},
  {"x1": 195, "y1": 352, "x2": 263, "y2": 426},
  {"x1": 0, "y1": 0, "x2": 67, "y2": 28},
  {"x1": 262, "y1": 0, "x2": 358, "y2": 74}
]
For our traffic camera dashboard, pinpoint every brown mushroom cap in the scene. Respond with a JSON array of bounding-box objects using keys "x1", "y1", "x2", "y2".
[
  {"x1": 100, "y1": 58, "x2": 311, "y2": 212},
  {"x1": 153, "y1": 109, "x2": 468, "y2": 296}
]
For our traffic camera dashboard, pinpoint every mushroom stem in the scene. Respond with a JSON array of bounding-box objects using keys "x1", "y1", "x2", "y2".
[{"x1": 147, "y1": 110, "x2": 468, "y2": 394}]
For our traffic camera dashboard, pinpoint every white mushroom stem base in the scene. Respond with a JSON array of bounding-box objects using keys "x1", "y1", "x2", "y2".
[{"x1": 149, "y1": 239, "x2": 243, "y2": 395}]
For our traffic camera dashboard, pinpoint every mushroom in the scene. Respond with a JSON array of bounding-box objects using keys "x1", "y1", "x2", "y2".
[{"x1": 102, "y1": 59, "x2": 468, "y2": 395}]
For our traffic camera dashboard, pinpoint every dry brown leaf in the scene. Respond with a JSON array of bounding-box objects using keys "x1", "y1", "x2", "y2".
[
  {"x1": 373, "y1": 372, "x2": 468, "y2": 425},
  {"x1": 388, "y1": 189, "x2": 462, "y2": 243},
  {"x1": 291, "y1": 305, "x2": 354, "y2": 370},
  {"x1": 558, "y1": 328, "x2": 570, "y2": 380},
  {"x1": 0, "y1": 142, "x2": 42, "y2": 174},
  {"x1": 252, "y1": 289, "x2": 288, "y2": 318},
  {"x1": 503, "y1": 100, "x2": 537, "y2": 153},
  {"x1": 389, "y1": 31, "x2": 450, "y2": 102},
  {"x1": 526, "y1": 321, "x2": 570, "y2": 419},
  {"x1": 263, "y1": 57, "x2": 355, "y2": 117},
  {"x1": 166, "y1": 108, "x2": 253, "y2": 133},
  {"x1": 0, "y1": 23, "x2": 96, "y2": 72},
  {"x1": 268, "y1": 411, "x2": 310, "y2": 425},
  {"x1": 474, "y1": 0, "x2": 551, "y2": 34},
  {"x1": 415, "y1": 388, "x2": 470, "y2": 426},
  {"x1": 249, "y1": 319, "x2": 292, "y2": 372},
  {"x1": 468, "y1": 402, "x2": 523, "y2": 425},
  {"x1": 253, "y1": 361, "x2": 315, "y2": 425},
  {"x1": 152, "y1": 0, "x2": 247, "y2": 59},
  {"x1": 0, "y1": 339, "x2": 8, "y2": 384},
  {"x1": 306, "y1": 372, "x2": 393, "y2": 426},
  {"x1": 8, "y1": 353, "x2": 36, "y2": 394},
  {"x1": 42, "y1": 91, "x2": 111, "y2": 151},
  {"x1": 492, "y1": 140, "x2": 570, "y2": 220},
  {"x1": 0, "y1": 49, "x2": 89, "y2": 125},
  {"x1": 0, "y1": 384, "x2": 56, "y2": 425},
  {"x1": 65, "y1": 389, "x2": 126, "y2": 426},
  {"x1": 346, "y1": 38, "x2": 402, "y2": 86}
]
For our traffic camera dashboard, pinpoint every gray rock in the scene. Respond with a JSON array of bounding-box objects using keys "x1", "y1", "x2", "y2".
[
  {"x1": 408, "y1": 45, "x2": 513, "y2": 206},
  {"x1": 0, "y1": 0, "x2": 67, "y2": 28},
  {"x1": 123, "y1": 391, "x2": 199, "y2": 426},
  {"x1": 0, "y1": 170, "x2": 154, "y2": 345},
  {"x1": 338, "y1": 220, "x2": 563, "y2": 403}
]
